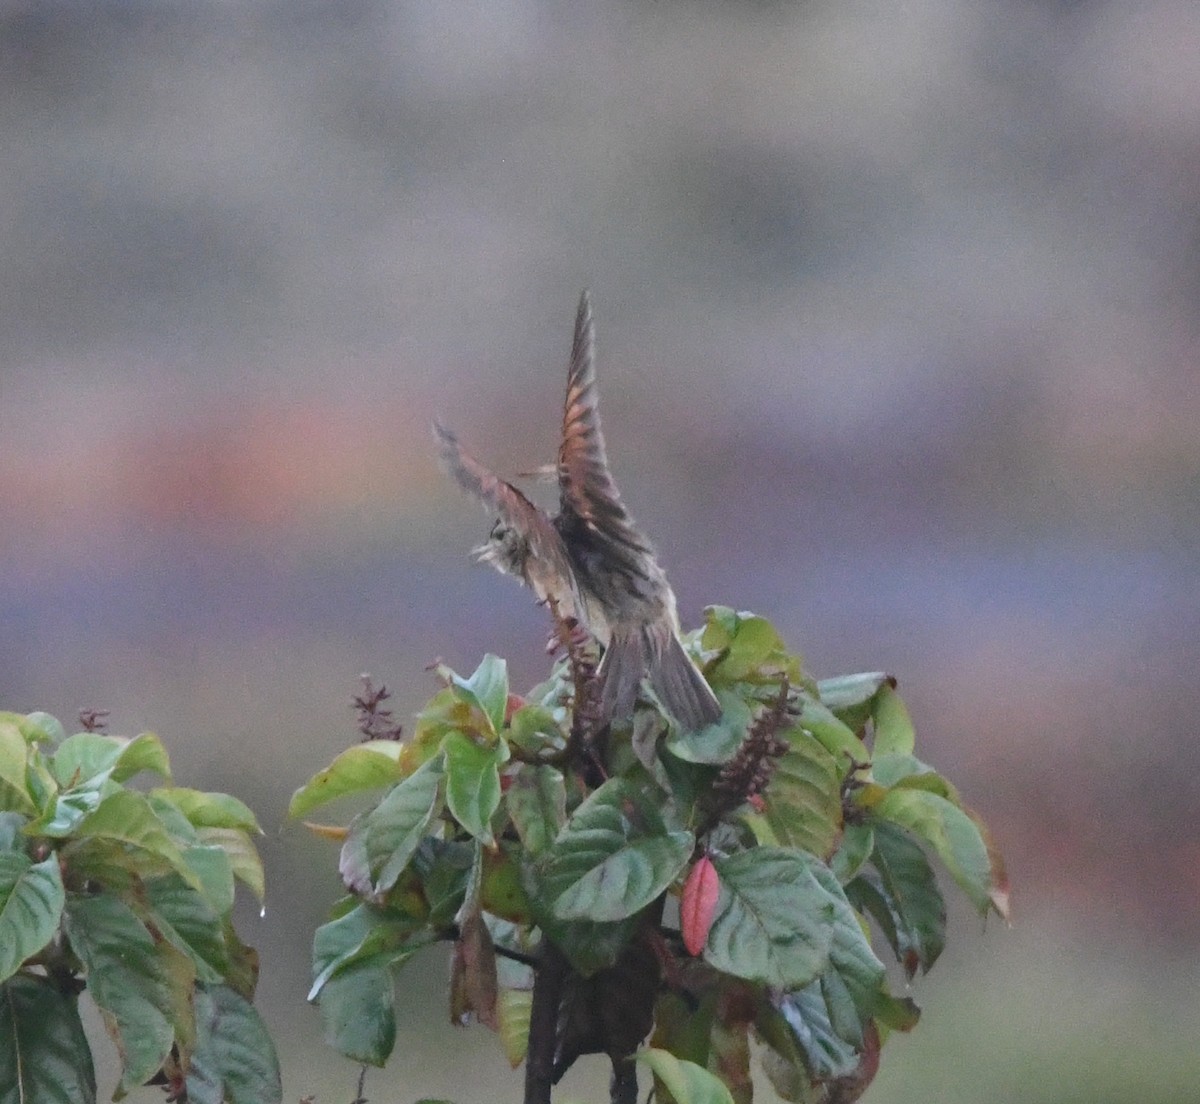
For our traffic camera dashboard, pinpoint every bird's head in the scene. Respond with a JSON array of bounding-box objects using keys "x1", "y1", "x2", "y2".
[{"x1": 472, "y1": 520, "x2": 531, "y2": 580}]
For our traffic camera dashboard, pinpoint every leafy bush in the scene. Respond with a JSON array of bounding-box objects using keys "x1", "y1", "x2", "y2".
[
  {"x1": 294, "y1": 607, "x2": 1009, "y2": 1104},
  {"x1": 0, "y1": 710, "x2": 279, "y2": 1104}
]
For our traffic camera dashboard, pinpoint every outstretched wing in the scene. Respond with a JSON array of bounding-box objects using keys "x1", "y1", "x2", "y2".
[
  {"x1": 557, "y1": 292, "x2": 653, "y2": 564},
  {"x1": 433, "y1": 421, "x2": 575, "y2": 583}
]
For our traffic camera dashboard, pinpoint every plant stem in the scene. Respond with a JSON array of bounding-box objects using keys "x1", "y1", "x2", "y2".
[{"x1": 524, "y1": 938, "x2": 569, "y2": 1104}]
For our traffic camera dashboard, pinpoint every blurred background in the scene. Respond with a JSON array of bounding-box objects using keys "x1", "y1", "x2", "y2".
[{"x1": 2, "y1": 0, "x2": 1198, "y2": 1101}]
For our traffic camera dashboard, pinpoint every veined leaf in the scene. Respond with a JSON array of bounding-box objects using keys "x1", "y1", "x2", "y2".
[
  {"x1": 0, "y1": 812, "x2": 25, "y2": 851},
  {"x1": 541, "y1": 779, "x2": 693, "y2": 923},
  {"x1": 874, "y1": 788, "x2": 994, "y2": 915},
  {"x1": 64, "y1": 790, "x2": 203, "y2": 894},
  {"x1": 140, "y1": 873, "x2": 229, "y2": 984},
  {"x1": 198, "y1": 827, "x2": 265, "y2": 904},
  {"x1": 703, "y1": 610, "x2": 798, "y2": 685},
  {"x1": 636, "y1": 1048, "x2": 735, "y2": 1104},
  {"x1": 0, "y1": 721, "x2": 35, "y2": 816},
  {"x1": 795, "y1": 698, "x2": 870, "y2": 765},
  {"x1": 181, "y1": 844, "x2": 236, "y2": 917},
  {"x1": 744, "y1": 728, "x2": 842, "y2": 859},
  {"x1": 152, "y1": 788, "x2": 263, "y2": 834},
  {"x1": 317, "y1": 959, "x2": 397, "y2": 1067},
  {"x1": 808, "y1": 862, "x2": 887, "y2": 1019},
  {"x1": 770, "y1": 982, "x2": 861, "y2": 1082},
  {"x1": 441, "y1": 654, "x2": 509, "y2": 736},
  {"x1": 706, "y1": 848, "x2": 835, "y2": 990},
  {"x1": 0, "y1": 973, "x2": 96, "y2": 1104},
  {"x1": 186, "y1": 984, "x2": 282, "y2": 1104},
  {"x1": 339, "y1": 756, "x2": 443, "y2": 897},
  {"x1": 849, "y1": 820, "x2": 945, "y2": 978},
  {"x1": 870, "y1": 685, "x2": 915, "y2": 756},
  {"x1": 310, "y1": 903, "x2": 426, "y2": 1001},
  {"x1": 16, "y1": 712, "x2": 66, "y2": 745},
  {"x1": 480, "y1": 843, "x2": 532, "y2": 924},
  {"x1": 24, "y1": 790, "x2": 102, "y2": 837},
  {"x1": 496, "y1": 985, "x2": 532, "y2": 1067},
  {"x1": 829, "y1": 823, "x2": 874, "y2": 884},
  {"x1": 816, "y1": 672, "x2": 893, "y2": 733},
  {"x1": 504, "y1": 764, "x2": 566, "y2": 857},
  {"x1": 504, "y1": 703, "x2": 565, "y2": 757},
  {"x1": 52, "y1": 732, "x2": 171, "y2": 790},
  {"x1": 288, "y1": 741, "x2": 405, "y2": 819},
  {"x1": 63, "y1": 892, "x2": 195, "y2": 1095},
  {"x1": 50, "y1": 733, "x2": 123, "y2": 788},
  {"x1": 442, "y1": 730, "x2": 507, "y2": 845},
  {"x1": 0, "y1": 853, "x2": 65, "y2": 984}
]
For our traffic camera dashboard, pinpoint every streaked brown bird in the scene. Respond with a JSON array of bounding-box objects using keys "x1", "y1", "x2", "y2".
[{"x1": 434, "y1": 291, "x2": 721, "y2": 732}]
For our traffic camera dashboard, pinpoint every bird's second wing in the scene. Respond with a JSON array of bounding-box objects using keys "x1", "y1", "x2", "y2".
[
  {"x1": 433, "y1": 420, "x2": 576, "y2": 584},
  {"x1": 557, "y1": 291, "x2": 652, "y2": 560}
]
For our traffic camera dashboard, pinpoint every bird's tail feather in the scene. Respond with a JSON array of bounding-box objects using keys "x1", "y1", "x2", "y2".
[
  {"x1": 649, "y1": 630, "x2": 722, "y2": 732},
  {"x1": 598, "y1": 627, "x2": 646, "y2": 727},
  {"x1": 597, "y1": 623, "x2": 721, "y2": 733}
]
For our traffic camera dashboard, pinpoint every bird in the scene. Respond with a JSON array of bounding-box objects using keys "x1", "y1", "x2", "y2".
[{"x1": 434, "y1": 291, "x2": 721, "y2": 733}]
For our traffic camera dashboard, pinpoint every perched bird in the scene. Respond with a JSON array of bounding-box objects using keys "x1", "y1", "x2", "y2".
[{"x1": 434, "y1": 291, "x2": 721, "y2": 732}]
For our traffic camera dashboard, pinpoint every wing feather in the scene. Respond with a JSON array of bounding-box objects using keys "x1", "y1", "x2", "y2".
[
  {"x1": 557, "y1": 292, "x2": 652, "y2": 560},
  {"x1": 433, "y1": 421, "x2": 575, "y2": 583}
]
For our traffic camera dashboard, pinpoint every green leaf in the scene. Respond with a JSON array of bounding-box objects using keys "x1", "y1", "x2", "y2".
[
  {"x1": 636, "y1": 1048, "x2": 735, "y2": 1104},
  {"x1": 870, "y1": 752, "x2": 945, "y2": 790},
  {"x1": 497, "y1": 985, "x2": 532, "y2": 1067},
  {"x1": 874, "y1": 788, "x2": 993, "y2": 914},
  {"x1": 25, "y1": 790, "x2": 102, "y2": 837},
  {"x1": 287, "y1": 740, "x2": 406, "y2": 819},
  {"x1": 151, "y1": 788, "x2": 263, "y2": 834},
  {"x1": 340, "y1": 756, "x2": 444, "y2": 897},
  {"x1": 850, "y1": 820, "x2": 945, "y2": 978},
  {"x1": 442, "y1": 731, "x2": 507, "y2": 845},
  {"x1": 310, "y1": 903, "x2": 427, "y2": 1001},
  {"x1": 743, "y1": 728, "x2": 842, "y2": 859},
  {"x1": 0, "y1": 852, "x2": 66, "y2": 983},
  {"x1": 63, "y1": 892, "x2": 195, "y2": 1095},
  {"x1": 414, "y1": 838, "x2": 473, "y2": 928},
  {"x1": 52, "y1": 732, "x2": 171, "y2": 789},
  {"x1": 0, "y1": 720, "x2": 35, "y2": 816},
  {"x1": 665, "y1": 690, "x2": 754, "y2": 764},
  {"x1": 140, "y1": 873, "x2": 229, "y2": 984},
  {"x1": 703, "y1": 610, "x2": 797, "y2": 684},
  {"x1": 540, "y1": 778, "x2": 693, "y2": 922},
  {"x1": 197, "y1": 827, "x2": 265, "y2": 904},
  {"x1": 771, "y1": 983, "x2": 861, "y2": 1081},
  {"x1": 0, "y1": 812, "x2": 25, "y2": 851},
  {"x1": 444, "y1": 654, "x2": 509, "y2": 735},
  {"x1": 50, "y1": 734, "x2": 121, "y2": 788},
  {"x1": 504, "y1": 704, "x2": 565, "y2": 756},
  {"x1": 828, "y1": 823, "x2": 874, "y2": 884},
  {"x1": 705, "y1": 848, "x2": 835, "y2": 989},
  {"x1": 816, "y1": 673, "x2": 893, "y2": 732},
  {"x1": 795, "y1": 697, "x2": 870, "y2": 765},
  {"x1": 318, "y1": 959, "x2": 396, "y2": 1066},
  {"x1": 186, "y1": 985, "x2": 282, "y2": 1104},
  {"x1": 870, "y1": 685, "x2": 915, "y2": 756},
  {"x1": 19, "y1": 712, "x2": 67, "y2": 745},
  {"x1": 0, "y1": 973, "x2": 96, "y2": 1104},
  {"x1": 63, "y1": 790, "x2": 202, "y2": 894},
  {"x1": 181, "y1": 844, "x2": 236, "y2": 917},
  {"x1": 808, "y1": 861, "x2": 887, "y2": 1020},
  {"x1": 504, "y1": 764, "x2": 566, "y2": 856}
]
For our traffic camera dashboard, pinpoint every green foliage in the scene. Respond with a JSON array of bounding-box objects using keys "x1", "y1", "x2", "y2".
[
  {"x1": 0, "y1": 711, "x2": 279, "y2": 1104},
  {"x1": 295, "y1": 608, "x2": 1009, "y2": 1102}
]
